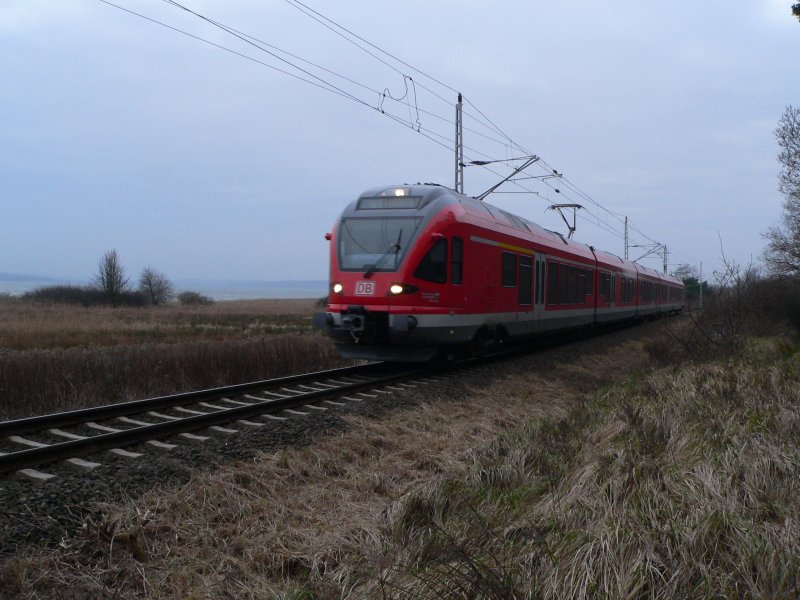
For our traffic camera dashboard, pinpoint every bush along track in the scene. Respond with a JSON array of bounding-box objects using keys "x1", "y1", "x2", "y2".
[{"x1": 1, "y1": 326, "x2": 798, "y2": 598}]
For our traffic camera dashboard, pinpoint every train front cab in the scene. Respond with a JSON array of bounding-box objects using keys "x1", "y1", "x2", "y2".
[{"x1": 318, "y1": 186, "x2": 477, "y2": 361}]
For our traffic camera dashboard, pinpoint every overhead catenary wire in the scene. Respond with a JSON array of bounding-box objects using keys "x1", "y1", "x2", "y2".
[
  {"x1": 97, "y1": 0, "x2": 689, "y2": 267},
  {"x1": 104, "y1": 0, "x2": 551, "y2": 184},
  {"x1": 96, "y1": 0, "x2": 460, "y2": 156},
  {"x1": 101, "y1": 0, "x2": 516, "y2": 153},
  {"x1": 280, "y1": 0, "x2": 526, "y2": 148}
]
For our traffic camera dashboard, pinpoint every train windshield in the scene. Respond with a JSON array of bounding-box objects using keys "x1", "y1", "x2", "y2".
[{"x1": 338, "y1": 217, "x2": 422, "y2": 272}]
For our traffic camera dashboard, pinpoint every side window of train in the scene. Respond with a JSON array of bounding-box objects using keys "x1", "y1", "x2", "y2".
[
  {"x1": 413, "y1": 238, "x2": 447, "y2": 283},
  {"x1": 547, "y1": 261, "x2": 558, "y2": 305},
  {"x1": 451, "y1": 237, "x2": 463, "y2": 285},
  {"x1": 567, "y1": 267, "x2": 577, "y2": 304},
  {"x1": 539, "y1": 260, "x2": 546, "y2": 304},
  {"x1": 501, "y1": 252, "x2": 517, "y2": 287},
  {"x1": 518, "y1": 256, "x2": 532, "y2": 305},
  {"x1": 559, "y1": 264, "x2": 569, "y2": 305},
  {"x1": 534, "y1": 260, "x2": 540, "y2": 304},
  {"x1": 579, "y1": 268, "x2": 591, "y2": 303}
]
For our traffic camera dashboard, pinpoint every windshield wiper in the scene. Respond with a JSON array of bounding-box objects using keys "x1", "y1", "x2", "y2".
[{"x1": 364, "y1": 230, "x2": 403, "y2": 278}]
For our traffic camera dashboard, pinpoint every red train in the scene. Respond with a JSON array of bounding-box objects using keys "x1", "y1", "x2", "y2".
[{"x1": 315, "y1": 184, "x2": 684, "y2": 361}]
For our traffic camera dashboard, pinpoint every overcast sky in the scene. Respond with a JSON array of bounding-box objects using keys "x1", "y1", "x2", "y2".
[{"x1": 2, "y1": 1, "x2": 798, "y2": 282}]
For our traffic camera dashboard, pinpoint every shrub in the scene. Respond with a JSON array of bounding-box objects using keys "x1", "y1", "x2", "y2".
[
  {"x1": 21, "y1": 285, "x2": 152, "y2": 307},
  {"x1": 23, "y1": 285, "x2": 104, "y2": 306},
  {"x1": 117, "y1": 290, "x2": 149, "y2": 307},
  {"x1": 177, "y1": 290, "x2": 214, "y2": 306}
]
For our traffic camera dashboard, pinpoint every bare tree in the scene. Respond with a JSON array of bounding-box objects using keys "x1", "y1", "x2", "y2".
[
  {"x1": 94, "y1": 249, "x2": 129, "y2": 305},
  {"x1": 671, "y1": 264, "x2": 699, "y2": 281},
  {"x1": 139, "y1": 266, "x2": 174, "y2": 306},
  {"x1": 763, "y1": 106, "x2": 800, "y2": 277}
]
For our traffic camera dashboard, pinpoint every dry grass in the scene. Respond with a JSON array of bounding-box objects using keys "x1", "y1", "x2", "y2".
[
  {"x1": 0, "y1": 298, "x2": 319, "y2": 350},
  {"x1": 2, "y1": 323, "x2": 798, "y2": 598},
  {"x1": 0, "y1": 297, "x2": 345, "y2": 420},
  {"x1": 372, "y1": 337, "x2": 800, "y2": 599},
  {"x1": 0, "y1": 335, "x2": 348, "y2": 421},
  {"x1": 0, "y1": 330, "x2": 650, "y2": 598}
]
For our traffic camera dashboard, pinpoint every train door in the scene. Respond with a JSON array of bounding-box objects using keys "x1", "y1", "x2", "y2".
[
  {"x1": 449, "y1": 236, "x2": 466, "y2": 309},
  {"x1": 533, "y1": 253, "x2": 546, "y2": 332}
]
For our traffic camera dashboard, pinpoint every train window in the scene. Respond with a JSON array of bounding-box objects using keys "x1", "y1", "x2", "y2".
[
  {"x1": 501, "y1": 252, "x2": 517, "y2": 287},
  {"x1": 413, "y1": 238, "x2": 447, "y2": 283},
  {"x1": 547, "y1": 262, "x2": 558, "y2": 305},
  {"x1": 338, "y1": 217, "x2": 422, "y2": 272},
  {"x1": 519, "y1": 256, "x2": 532, "y2": 305},
  {"x1": 534, "y1": 261, "x2": 540, "y2": 305},
  {"x1": 583, "y1": 269, "x2": 590, "y2": 301},
  {"x1": 451, "y1": 237, "x2": 463, "y2": 285},
  {"x1": 559, "y1": 264, "x2": 569, "y2": 304},
  {"x1": 540, "y1": 261, "x2": 546, "y2": 304},
  {"x1": 357, "y1": 196, "x2": 421, "y2": 210},
  {"x1": 566, "y1": 267, "x2": 576, "y2": 304}
]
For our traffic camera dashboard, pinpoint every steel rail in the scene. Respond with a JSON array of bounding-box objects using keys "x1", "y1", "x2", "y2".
[
  {"x1": 0, "y1": 363, "x2": 385, "y2": 437},
  {"x1": 0, "y1": 365, "x2": 431, "y2": 474}
]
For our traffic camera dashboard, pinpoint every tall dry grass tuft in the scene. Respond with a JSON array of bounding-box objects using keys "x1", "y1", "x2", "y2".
[
  {"x1": 0, "y1": 335, "x2": 348, "y2": 420},
  {"x1": 374, "y1": 339, "x2": 800, "y2": 599}
]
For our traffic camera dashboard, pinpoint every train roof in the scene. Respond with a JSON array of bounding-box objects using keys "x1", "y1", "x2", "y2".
[
  {"x1": 352, "y1": 183, "x2": 593, "y2": 255},
  {"x1": 350, "y1": 184, "x2": 682, "y2": 286}
]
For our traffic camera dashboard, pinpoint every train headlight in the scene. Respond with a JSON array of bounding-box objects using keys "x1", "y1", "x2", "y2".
[
  {"x1": 388, "y1": 283, "x2": 418, "y2": 295},
  {"x1": 331, "y1": 282, "x2": 344, "y2": 294}
]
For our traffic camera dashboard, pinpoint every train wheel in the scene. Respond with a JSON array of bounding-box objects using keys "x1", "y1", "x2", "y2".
[
  {"x1": 494, "y1": 326, "x2": 510, "y2": 347},
  {"x1": 470, "y1": 327, "x2": 491, "y2": 358}
]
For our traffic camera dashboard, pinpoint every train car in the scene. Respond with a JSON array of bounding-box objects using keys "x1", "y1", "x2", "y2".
[{"x1": 315, "y1": 184, "x2": 683, "y2": 361}]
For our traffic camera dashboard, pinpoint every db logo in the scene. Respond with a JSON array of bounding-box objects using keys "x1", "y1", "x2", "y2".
[{"x1": 355, "y1": 281, "x2": 376, "y2": 296}]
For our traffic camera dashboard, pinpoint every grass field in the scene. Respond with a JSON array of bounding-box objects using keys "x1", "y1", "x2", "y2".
[
  {"x1": 0, "y1": 297, "x2": 348, "y2": 421},
  {"x1": 1, "y1": 288, "x2": 798, "y2": 597},
  {"x1": 0, "y1": 297, "x2": 321, "y2": 350},
  {"x1": 3, "y1": 319, "x2": 797, "y2": 598}
]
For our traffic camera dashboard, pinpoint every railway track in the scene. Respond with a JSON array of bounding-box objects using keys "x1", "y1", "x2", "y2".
[
  {"x1": 0, "y1": 321, "x2": 644, "y2": 482},
  {"x1": 0, "y1": 362, "x2": 448, "y2": 481}
]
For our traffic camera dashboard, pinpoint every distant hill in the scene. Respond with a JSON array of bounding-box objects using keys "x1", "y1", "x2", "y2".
[
  {"x1": 0, "y1": 272, "x2": 64, "y2": 283},
  {"x1": 0, "y1": 274, "x2": 327, "y2": 300},
  {"x1": 174, "y1": 279, "x2": 327, "y2": 289}
]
